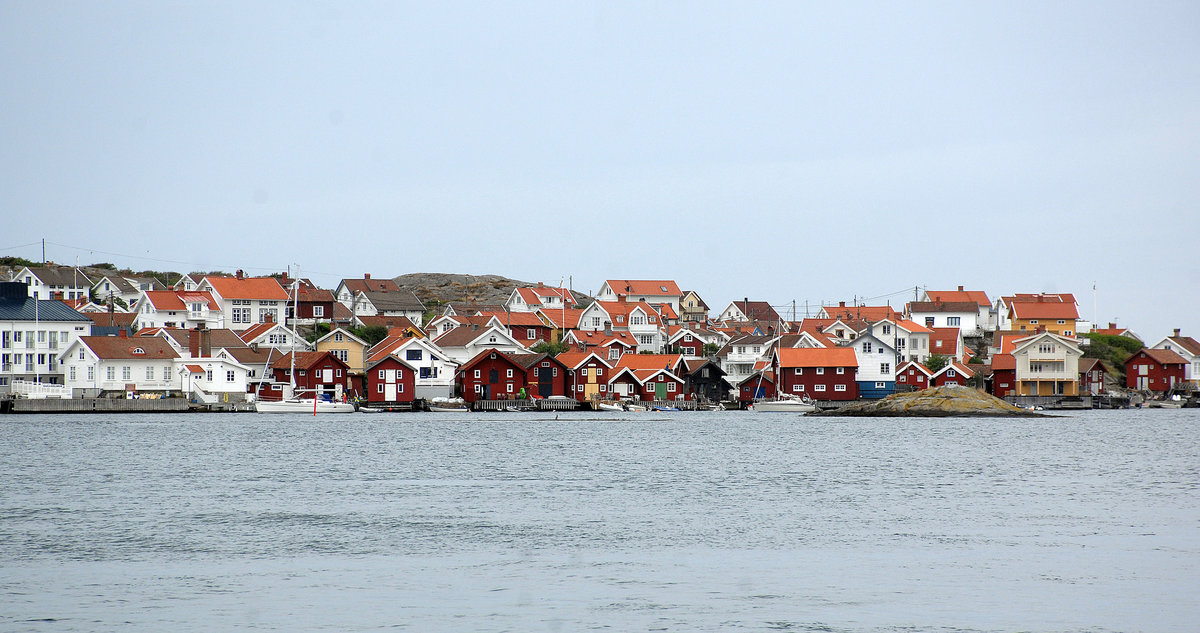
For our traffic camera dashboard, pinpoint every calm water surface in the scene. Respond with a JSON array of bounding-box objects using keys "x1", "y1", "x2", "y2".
[{"x1": 1, "y1": 409, "x2": 1197, "y2": 632}]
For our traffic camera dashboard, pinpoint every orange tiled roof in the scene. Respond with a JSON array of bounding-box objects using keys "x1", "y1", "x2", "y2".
[
  {"x1": 606, "y1": 280, "x2": 682, "y2": 296},
  {"x1": 80, "y1": 335, "x2": 180, "y2": 360},
  {"x1": 775, "y1": 347, "x2": 858, "y2": 368},
  {"x1": 925, "y1": 290, "x2": 990, "y2": 307},
  {"x1": 203, "y1": 276, "x2": 289, "y2": 301},
  {"x1": 1010, "y1": 301, "x2": 1079, "y2": 320},
  {"x1": 615, "y1": 354, "x2": 683, "y2": 371}
]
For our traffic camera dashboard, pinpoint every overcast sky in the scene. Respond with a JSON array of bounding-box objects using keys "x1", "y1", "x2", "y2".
[{"x1": 3, "y1": 1, "x2": 1197, "y2": 337}]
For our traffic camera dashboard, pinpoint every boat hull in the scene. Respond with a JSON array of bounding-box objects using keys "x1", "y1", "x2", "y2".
[
  {"x1": 255, "y1": 399, "x2": 357, "y2": 413},
  {"x1": 749, "y1": 400, "x2": 818, "y2": 413}
]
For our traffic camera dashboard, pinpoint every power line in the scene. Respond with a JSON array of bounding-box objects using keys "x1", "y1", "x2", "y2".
[{"x1": 0, "y1": 240, "x2": 43, "y2": 252}]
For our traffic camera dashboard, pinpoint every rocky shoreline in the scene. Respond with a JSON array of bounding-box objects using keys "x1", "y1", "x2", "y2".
[{"x1": 812, "y1": 385, "x2": 1050, "y2": 417}]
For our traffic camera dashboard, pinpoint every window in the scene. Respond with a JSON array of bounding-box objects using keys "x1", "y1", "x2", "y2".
[
  {"x1": 70, "y1": 366, "x2": 76, "y2": 381},
  {"x1": 947, "y1": 369, "x2": 956, "y2": 377},
  {"x1": 794, "y1": 368, "x2": 802, "y2": 375},
  {"x1": 793, "y1": 384, "x2": 805, "y2": 392},
  {"x1": 875, "y1": 381, "x2": 885, "y2": 389},
  {"x1": 882, "y1": 324, "x2": 891, "y2": 335},
  {"x1": 332, "y1": 349, "x2": 348, "y2": 362},
  {"x1": 146, "y1": 366, "x2": 155, "y2": 380},
  {"x1": 227, "y1": 370, "x2": 236, "y2": 382},
  {"x1": 596, "y1": 368, "x2": 603, "y2": 376},
  {"x1": 925, "y1": 317, "x2": 935, "y2": 328},
  {"x1": 407, "y1": 349, "x2": 422, "y2": 361},
  {"x1": 836, "y1": 367, "x2": 844, "y2": 374},
  {"x1": 553, "y1": 367, "x2": 558, "y2": 377},
  {"x1": 336, "y1": 369, "x2": 343, "y2": 377},
  {"x1": 835, "y1": 384, "x2": 846, "y2": 391},
  {"x1": 1038, "y1": 344, "x2": 1055, "y2": 354},
  {"x1": 1057, "y1": 319, "x2": 1065, "y2": 325},
  {"x1": 863, "y1": 342, "x2": 872, "y2": 353},
  {"x1": 1030, "y1": 320, "x2": 1038, "y2": 325},
  {"x1": 581, "y1": 368, "x2": 589, "y2": 377},
  {"x1": 527, "y1": 329, "x2": 536, "y2": 339},
  {"x1": 506, "y1": 369, "x2": 513, "y2": 378},
  {"x1": 474, "y1": 369, "x2": 480, "y2": 378},
  {"x1": 377, "y1": 384, "x2": 384, "y2": 393},
  {"x1": 639, "y1": 334, "x2": 654, "y2": 345},
  {"x1": 88, "y1": 366, "x2": 94, "y2": 381},
  {"x1": 815, "y1": 368, "x2": 824, "y2": 375},
  {"x1": 206, "y1": 370, "x2": 213, "y2": 381},
  {"x1": 334, "y1": 332, "x2": 344, "y2": 342},
  {"x1": 122, "y1": 366, "x2": 132, "y2": 380},
  {"x1": 947, "y1": 317, "x2": 960, "y2": 326},
  {"x1": 881, "y1": 363, "x2": 890, "y2": 374},
  {"x1": 313, "y1": 305, "x2": 324, "y2": 317},
  {"x1": 397, "y1": 383, "x2": 404, "y2": 393},
  {"x1": 667, "y1": 382, "x2": 676, "y2": 392},
  {"x1": 814, "y1": 384, "x2": 826, "y2": 391}
]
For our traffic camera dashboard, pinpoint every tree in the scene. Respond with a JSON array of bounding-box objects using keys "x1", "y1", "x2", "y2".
[
  {"x1": 925, "y1": 354, "x2": 948, "y2": 373},
  {"x1": 703, "y1": 342, "x2": 721, "y2": 357},
  {"x1": 351, "y1": 325, "x2": 389, "y2": 346},
  {"x1": 530, "y1": 340, "x2": 569, "y2": 356}
]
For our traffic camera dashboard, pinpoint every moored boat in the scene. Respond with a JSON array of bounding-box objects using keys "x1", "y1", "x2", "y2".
[
  {"x1": 255, "y1": 398, "x2": 357, "y2": 413},
  {"x1": 749, "y1": 397, "x2": 818, "y2": 413}
]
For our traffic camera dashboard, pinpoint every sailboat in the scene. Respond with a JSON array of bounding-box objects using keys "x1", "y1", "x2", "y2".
[{"x1": 255, "y1": 268, "x2": 355, "y2": 414}]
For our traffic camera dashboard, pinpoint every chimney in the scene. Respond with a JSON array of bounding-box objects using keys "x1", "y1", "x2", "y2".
[
  {"x1": 189, "y1": 327, "x2": 200, "y2": 357},
  {"x1": 839, "y1": 301, "x2": 846, "y2": 308},
  {"x1": 265, "y1": 312, "x2": 274, "y2": 324},
  {"x1": 958, "y1": 285, "x2": 964, "y2": 291},
  {"x1": 1108, "y1": 322, "x2": 1116, "y2": 329},
  {"x1": 538, "y1": 281, "x2": 544, "y2": 288},
  {"x1": 199, "y1": 324, "x2": 211, "y2": 358},
  {"x1": 1174, "y1": 328, "x2": 1181, "y2": 337},
  {"x1": 604, "y1": 321, "x2": 612, "y2": 335},
  {"x1": 364, "y1": 273, "x2": 371, "y2": 280},
  {"x1": 236, "y1": 269, "x2": 244, "y2": 280},
  {"x1": 280, "y1": 272, "x2": 290, "y2": 285},
  {"x1": 119, "y1": 329, "x2": 127, "y2": 338}
]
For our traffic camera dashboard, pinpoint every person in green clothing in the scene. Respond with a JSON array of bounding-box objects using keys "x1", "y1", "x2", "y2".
[{"x1": 518, "y1": 387, "x2": 527, "y2": 400}]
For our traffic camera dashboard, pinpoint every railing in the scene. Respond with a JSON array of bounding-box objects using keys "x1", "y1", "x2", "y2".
[{"x1": 10, "y1": 379, "x2": 71, "y2": 399}]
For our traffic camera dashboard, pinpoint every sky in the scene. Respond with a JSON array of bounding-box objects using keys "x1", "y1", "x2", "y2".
[{"x1": 2, "y1": 1, "x2": 1198, "y2": 338}]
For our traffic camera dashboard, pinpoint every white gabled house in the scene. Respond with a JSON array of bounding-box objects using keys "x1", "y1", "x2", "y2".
[
  {"x1": 365, "y1": 335, "x2": 460, "y2": 399},
  {"x1": 596, "y1": 280, "x2": 683, "y2": 315},
  {"x1": 133, "y1": 289, "x2": 224, "y2": 331},
  {"x1": 59, "y1": 334, "x2": 180, "y2": 397},
  {"x1": 197, "y1": 271, "x2": 291, "y2": 331},
  {"x1": 236, "y1": 319, "x2": 311, "y2": 352},
  {"x1": 849, "y1": 328, "x2": 896, "y2": 399},
  {"x1": 577, "y1": 299, "x2": 666, "y2": 353},
  {"x1": 12, "y1": 266, "x2": 94, "y2": 301},
  {"x1": 431, "y1": 323, "x2": 529, "y2": 365},
  {"x1": 504, "y1": 283, "x2": 576, "y2": 313}
]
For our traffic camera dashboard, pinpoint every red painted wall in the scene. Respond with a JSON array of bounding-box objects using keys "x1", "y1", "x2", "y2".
[
  {"x1": 366, "y1": 357, "x2": 416, "y2": 403},
  {"x1": 776, "y1": 365, "x2": 858, "y2": 400}
]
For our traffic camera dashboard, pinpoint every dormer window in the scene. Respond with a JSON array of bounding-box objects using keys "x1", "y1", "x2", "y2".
[{"x1": 132, "y1": 347, "x2": 145, "y2": 355}]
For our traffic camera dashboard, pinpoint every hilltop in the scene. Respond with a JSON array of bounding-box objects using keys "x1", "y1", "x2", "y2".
[{"x1": 393, "y1": 273, "x2": 592, "y2": 309}]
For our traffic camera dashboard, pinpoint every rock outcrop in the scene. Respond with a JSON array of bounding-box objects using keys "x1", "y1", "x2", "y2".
[{"x1": 813, "y1": 385, "x2": 1048, "y2": 417}]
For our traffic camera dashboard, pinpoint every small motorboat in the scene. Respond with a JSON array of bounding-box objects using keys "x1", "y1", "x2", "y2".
[{"x1": 748, "y1": 396, "x2": 818, "y2": 413}]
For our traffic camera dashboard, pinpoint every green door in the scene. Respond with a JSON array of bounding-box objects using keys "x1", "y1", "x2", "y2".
[{"x1": 655, "y1": 382, "x2": 667, "y2": 400}]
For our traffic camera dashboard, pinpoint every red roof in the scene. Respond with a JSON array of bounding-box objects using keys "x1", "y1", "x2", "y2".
[
  {"x1": 203, "y1": 276, "x2": 289, "y2": 301},
  {"x1": 1010, "y1": 301, "x2": 1079, "y2": 320},
  {"x1": 1129, "y1": 348, "x2": 1188, "y2": 366},
  {"x1": 821, "y1": 304, "x2": 902, "y2": 322},
  {"x1": 184, "y1": 364, "x2": 205, "y2": 373},
  {"x1": 341, "y1": 277, "x2": 401, "y2": 294},
  {"x1": 554, "y1": 351, "x2": 611, "y2": 370},
  {"x1": 80, "y1": 336, "x2": 180, "y2": 360},
  {"x1": 143, "y1": 290, "x2": 217, "y2": 311},
  {"x1": 615, "y1": 354, "x2": 683, "y2": 371},
  {"x1": 990, "y1": 353, "x2": 1016, "y2": 371},
  {"x1": 606, "y1": 280, "x2": 682, "y2": 297},
  {"x1": 537, "y1": 308, "x2": 584, "y2": 330},
  {"x1": 775, "y1": 347, "x2": 858, "y2": 368},
  {"x1": 924, "y1": 289, "x2": 991, "y2": 307},
  {"x1": 476, "y1": 311, "x2": 547, "y2": 328}
]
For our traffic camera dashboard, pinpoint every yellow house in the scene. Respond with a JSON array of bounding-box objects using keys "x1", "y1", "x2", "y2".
[
  {"x1": 315, "y1": 328, "x2": 370, "y2": 376},
  {"x1": 1008, "y1": 297, "x2": 1079, "y2": 337}
]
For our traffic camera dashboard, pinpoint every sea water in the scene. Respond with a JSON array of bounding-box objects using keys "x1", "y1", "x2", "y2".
[{"x1": 1, "y1": 409, "x2": 1197, "y2": 632}]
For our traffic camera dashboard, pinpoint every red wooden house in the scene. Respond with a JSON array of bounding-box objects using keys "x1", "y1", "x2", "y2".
[
  {"x1": 630, "y1": 368, "x2": 688, "y2": 401},
  {"x1": 1125, "y1": 348, "x2": 1187, "y2": 392},
  {"x1": 930, "y1": 361, "x2": 973, "y2": 387},
  {"x1": 477, "y1": 311, "x2": 555, "y2": 347},
  {"x1": 556, "y1": 351, "x2": 615, "y2": 401},
  {"x1": 607, "y1": 367, "x2": 642, "y2": 400},
  {"x1": 1078, "y1": 357, "x2": 1106, "y2": 395},
  {"x1": 366, "y1": 356, "x2": 417, "y2": 404},
  {"x1": 457, "y1": 348, "x2": 529, "y2": 403},
  {"x1": 738, "y1": 370, "x2": 776, "y2": 405},
  {"x1": 288, "y1": 277, "x2": 335, "y2": 324},
  {"x1": 509, "y1": 352, "x2": 569, "y2": 398},
  {"x1": 896, "y1": 361, "x2": 933, "y2": 391},
  {"x1": 267, "y1": 351, "x2": 353, "y2": 401},
  {"x1": 774, "y1": 348, "x2": 858, "y2": 400},
  {"x1": 989, "y1": 354, "x2": 1017, "y2": 398}
]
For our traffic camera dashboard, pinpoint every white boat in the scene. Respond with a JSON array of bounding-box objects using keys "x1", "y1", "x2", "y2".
[
  {"x1": 595, "y1": 401, "x2": 625, "y2": 412},
  {"x1": 255, "y1": 398, "x2": 357, "y2": 413},
  {"x1": 428, "y1": 397, "x2": 469, "y2": 412},
  {"x1": 749, "y1": 397, "x2": 818, "y2": 413}
]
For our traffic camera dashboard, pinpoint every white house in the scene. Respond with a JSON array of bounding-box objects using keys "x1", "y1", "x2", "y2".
[
  {"x1": 173, "y1": 356, "x2": 252, "y2": 403},
  {"x1": 0, "y1": 282, "x2": 94, "y2": 393},
  {"x1": 718, "y1": 333, "x2": 780, "y2": 394},
  {"x1": 59, "y1": 334, "x2": 180, "y2": 397},
  {"x1": 431, "y1": 324, "x2": 529, "y2": 365},
  {"x1": 907, "y1": 301, "x2": 984, "y2": 337},
  {"x1": 504, "y1": 283, "x2": 576, "y2": 313},
  {"x1": 93, "y1": 273, "x2": 164, "y2": 307},
  {"x1": 849, "y1": 329, "x2": 897, "y2": 398},
  {"x1": 577, "y1": 299, "x2": 667, "y2": 353},
  {"x1": 197, "y1": 272, "x2": 291, "y2": 331},
  {"x1": 236, "y1": 319, "x2": 311, "y2": 352},
  {"x1": 12, "y1": 266, "x2": 94, "y2": 301},
  {"x1": 133, "y1": 289, "x2": 224, "y2": 331},
  {"x1": 350, "y1": 289, "x2": 425, "y2": 323},
  {"x1": 596, "y1": 280, "x2": 683, "y2": 315},
  {"x1": 921, "y1": 287, "x2": 995, "y2": 332},
  {"x1": 365, "y1": 335, "x2": 460, "y2": 399}
]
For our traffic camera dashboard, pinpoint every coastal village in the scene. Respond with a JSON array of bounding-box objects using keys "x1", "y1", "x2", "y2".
[{"x1": 1, "y1": 261, "x2": 1197, "y2": 412}]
